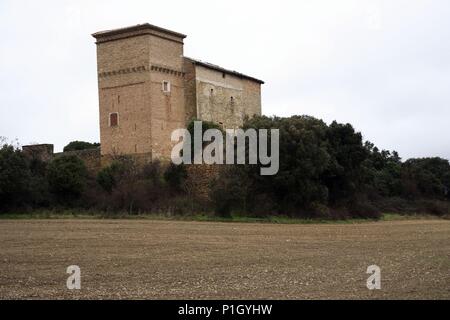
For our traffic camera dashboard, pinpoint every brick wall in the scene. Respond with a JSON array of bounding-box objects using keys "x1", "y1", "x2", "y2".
[{"x1": 185, "y1": 164, "x2": 220, "y2": 203}]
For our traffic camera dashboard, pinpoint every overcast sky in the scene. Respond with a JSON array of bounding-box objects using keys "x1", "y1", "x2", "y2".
[{"x1": 1, "y1": 0, "x2": 449, "y2": 160}]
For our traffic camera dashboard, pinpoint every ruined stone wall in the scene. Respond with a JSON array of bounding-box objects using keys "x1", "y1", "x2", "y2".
[
  {"x1": 54, "y1": 148, "x2": 102, "y2": 173},
  {"x1": 22, "y1": 144, "x2": 54, "y2": 162},
  {"x1": 185, "y1": 164, "x2": 220, "y2": 203},
  {"x1": 22, "y1": 143, "x2": 219, "y2": 204}
]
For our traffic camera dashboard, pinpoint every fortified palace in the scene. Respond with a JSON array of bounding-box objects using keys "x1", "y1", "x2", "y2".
[
  {"x1": 93, "y1": 23, "x2": 263, "y2": 160},
  {"x1": 23, "y1": 23, "x2": 264, "y2": 168}
]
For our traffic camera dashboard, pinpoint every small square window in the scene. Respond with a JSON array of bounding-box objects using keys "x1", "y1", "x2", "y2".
[
  {"x1": 109, "y1": 113, "x2": 118, "y2": 127},
  {"x1": 162, "y1": 80, "x2": 171, "y2": 93}
]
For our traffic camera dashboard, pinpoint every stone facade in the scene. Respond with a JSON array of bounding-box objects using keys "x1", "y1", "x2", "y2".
[{"x1": 92, "y1": 23, "x2": 264, "y2": 161}]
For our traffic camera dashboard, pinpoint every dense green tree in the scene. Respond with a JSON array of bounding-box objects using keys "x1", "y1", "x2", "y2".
[
  {"x1": 97, "y1": 162, "x2": 121, "y2": 193},
  {"x1": 27, "y1": 156, "x2": 51, "y2": 207},
  {"x1": 238, "y1": 115, "x2": 331, "y2": 216},
  {"x1": 362, "y1": 143, "x2": 403, "y2": 198},
  {"x1": 63, "y1": 141, "x2": 100, "y2": 152},
  {"x1": 47, "y1": 155, "x2": 88, "y2": 202},
  {"x1": 1, "y1": 116, "x2": 449, "y2": 218},
  {"x1": 323, "y1": 121, "x2": 369, "y2": 205},
  {"x1": 0, "y1": 144, "x2": 30, "y2": 210},
  {"x1": 401, "y1": 157, "x2": 450, "y2": 199}
]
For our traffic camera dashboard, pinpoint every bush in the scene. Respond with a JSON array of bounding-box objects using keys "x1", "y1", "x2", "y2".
[
  {"x1": 347, "y1": 201, "x2": 381, "y2": 219},
  {"x1": 2, "y1": 114, "x2": 450, "y2": 220},
  {"x1": 27, "y1": 157, "x2": 51, "y2": 207},
  {"x1": 63, "y1": 141, "x2": 100, "y2": 152},
  {"x1": 96, "y1": 161, "x2": 126, "y2": 193},
  {"x1": 310, "y1": 202, "x2": 331, "y2": 219},
  {"x1": 47, "y1": 156, "x2": 88, "y2": 202},
  {"x1": 210, "y1": 167, "x2": 246, "y2": 217},
  {"x1": 94, "y1": 159, "x2": 181, "y2": 214},
  {"x1": 417, "y1": 200, "x2": 449, "y2": 216},
  {"x1": 374, "y1": 197, "x2": 412, "y2": 213},
  {"x1": 0, "y1": 144, "x2": 30, "y2": 210},
  {"x1": 164, "y1": 163, "x2": 187, "y2": 192}
]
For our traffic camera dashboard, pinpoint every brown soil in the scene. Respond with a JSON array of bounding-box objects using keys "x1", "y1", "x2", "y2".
[{"x1": 0, "y1": 219, "x2": 448, "y2": 299}]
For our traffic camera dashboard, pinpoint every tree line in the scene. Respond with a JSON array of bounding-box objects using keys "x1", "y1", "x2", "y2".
[
  {"x1": 211, "y1": 116, "x2": 449, "y2": 218},
  {"x1": 0, "y1": 115, "x2": 449, "y2": 219}
]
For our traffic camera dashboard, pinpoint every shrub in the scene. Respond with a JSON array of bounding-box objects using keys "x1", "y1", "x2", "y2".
[
  {"x1": 95, "y1": 159, "x2": 177, "y2": 214},
  {"x1": 27, "y1": 157, "x2": 51, "y2": 207},
  {"x1": 63, "y1": 141, "x2": 100, "y2": 152},
  {"x1": 47, "y1": 155, "x2": 88, "y2": 202},
  {"x1": 347, "y1": 200, "x2": 381, "y2": 219},
  {"x1": 0, "y1": 144, "x2": 30, "y2": 210},
  {"x1": 210, "y1": 167, "x2": 246, "y2": 217},
  {"x1": 164, "y1": 163, "x2": 187, "y2": 192},
  {"x1": 96, "y1": 161, "x2": 126, "y2": 193},
  {"x1": 141, "y1": 160, "x2": 164, "y2": 186},
  {"x1": 418, "y1": 200, "x2": 449, "y2": 216},
  {"x1": 310, "y1": 202, "x2": 331, "y2": 219}
]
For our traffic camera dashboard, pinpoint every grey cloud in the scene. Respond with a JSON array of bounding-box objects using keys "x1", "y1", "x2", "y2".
[{"x1": 0, "y1": 0, "x2": 449, "y2": 160}]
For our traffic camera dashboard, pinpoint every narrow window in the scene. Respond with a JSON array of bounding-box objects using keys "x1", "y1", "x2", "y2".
[
  {"x1": 109, "y1": 113, "x2": 118, "y2": 127},
  {"x1": 162, "y1": 80, "x2": 171, "y2": 93},
  {"x1": 222, "y1": 73, "x2": 226, "y2": 79},
  {"x1": 210, "y1": 88, "x2": 214, "y2": 95}
]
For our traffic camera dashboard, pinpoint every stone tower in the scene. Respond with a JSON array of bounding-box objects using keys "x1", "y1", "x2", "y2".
[{"x1": 92, "y1": 23, "x2": 189, "y2": 160}]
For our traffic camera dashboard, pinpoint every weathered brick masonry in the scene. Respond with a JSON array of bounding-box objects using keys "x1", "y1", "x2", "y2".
[{"x1": 22, "y1": 144, "x2": 102, "y2": 173}]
